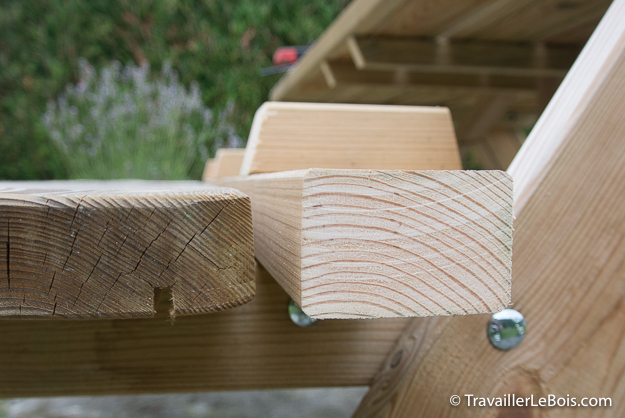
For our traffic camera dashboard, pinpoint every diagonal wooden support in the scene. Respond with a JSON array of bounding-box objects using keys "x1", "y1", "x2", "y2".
[
  {"x1": 0, "y1": 181, "x2": 254, "y2": 318},
  {"x1": 354, "y1": 0, "x2": 625, "y2": 414}
]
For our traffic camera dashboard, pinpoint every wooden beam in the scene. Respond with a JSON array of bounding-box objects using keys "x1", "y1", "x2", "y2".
[
  {"x1": 353, "y1": 36, "x2": 580, "y2": 78},
  {"x1": 0, "y1": 181, "x2": 254, "y2": 318},
  {"x1": 202, "y1": 149, "x2": 245, "y2": 180},
  {"x1": 240, "y1": 102, "x2": 462, "y2": 176},
  {"x1": 202, "y1": 158, "x2": 217, "y2": 180},
  {"x1": 354, "y1": 0, "x2": 625, "y2": 414},
  {"x1": 214, "y1": 168, "x2": 513, "y2": 319},
  {"x1": 325, "y1": 62, "x2": 541, "y2": 92},
  {"x1": 435, "y1": 0, "x2": 518, "y2": 41},
  {"x1": 0, "y1": 262, "x2": 409, "y2": 397}
]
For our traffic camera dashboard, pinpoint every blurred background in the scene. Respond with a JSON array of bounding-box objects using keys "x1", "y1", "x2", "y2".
[
  {"x1": 0, "y1": 0, "x2": 364, "y2": 416},
  {"x1": 0, "y1": 0, "x2": 349, "y2": 181}
]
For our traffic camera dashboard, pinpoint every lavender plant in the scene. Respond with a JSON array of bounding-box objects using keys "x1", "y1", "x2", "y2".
[{"x1": 42, "y1": 59, "x2": 224, "y2": 179}]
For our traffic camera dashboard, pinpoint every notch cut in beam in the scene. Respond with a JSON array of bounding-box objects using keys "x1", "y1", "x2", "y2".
[
  {"x1": 348, "y1": 36, "x2": 580, "y2": 78},
  {"x1": 214, "y1": 168, "x2": 514, "y2": 319},
  {"x1": 0, "y1": 181, "x2": 255, "y2": 319}
]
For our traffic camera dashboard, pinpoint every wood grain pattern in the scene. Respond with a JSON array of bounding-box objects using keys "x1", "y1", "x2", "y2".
[
  {"x1": 0, "y1": 263, "x2": 409, "y2": 397},
  {"x1": 240, "y1": 102, "x2": 462, "y2": 176},
  {"x1": 202, "y1": 149, "x2": 246, "y2": 180},
  {"x1": 215, "y1": 169, "x2": 513, "y2": 319},
  {"x1": 0, "y1": 181, "x2": 255, "y2": 319},
  {"x1": 355, "y1": 0, "x2": 625, "y2": 415}
]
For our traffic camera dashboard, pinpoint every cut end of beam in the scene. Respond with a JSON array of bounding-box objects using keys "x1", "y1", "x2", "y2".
[
  {"x1": 0, "y1": 181, "x2": 255, "y2": 319},
  {"x1": 300, "y1": 169, "x2": 513, "y2": 319},
  {"x1": 216, "y1": 169, "x2": 513, "y2": 320}
]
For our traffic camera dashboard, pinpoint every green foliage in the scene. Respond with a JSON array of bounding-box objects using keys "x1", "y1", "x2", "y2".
[
  {"x1": 43, "y1": 60, "x2": 216, "y2": 179},
  {"x1": 0, "y1": 0, "x2": 348, "y2": 179}
]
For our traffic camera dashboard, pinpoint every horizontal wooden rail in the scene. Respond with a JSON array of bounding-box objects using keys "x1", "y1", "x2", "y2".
[
  {"x1": 214, "y1": 169, "x2": 514, "y2": 319},
  {"x1": 350, "y1": 36, "x2": 580, "y2": 78},
  {"x1": 0, "y1": 263, "x2": 409, "y2": 397}
]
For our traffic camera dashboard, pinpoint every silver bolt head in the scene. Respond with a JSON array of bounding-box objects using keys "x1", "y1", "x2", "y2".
[
  {"x1": 487, "y1": 308, "x2": 526, "y2": 350},
  {"x1": 288, "y1": 299, "x2": 317, "y2": 328}
]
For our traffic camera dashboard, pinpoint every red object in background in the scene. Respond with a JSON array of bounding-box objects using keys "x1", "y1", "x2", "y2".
[{"x1": 273, "y1": 47, "x2": 300, "y2": 65}]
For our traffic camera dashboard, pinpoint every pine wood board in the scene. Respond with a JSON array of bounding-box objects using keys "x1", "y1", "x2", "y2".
[
  {"x1": 354, "y1": 0, "x2": 625, "y2": 415},
  {"x1": 215, "y1": 168, "x2": 513, "y2": 319},
  {"x1": 202, "y1": 149, "x2": 246, "y2": 180},
  {"x1": 240, "y1": 102, "x2": 462, "y2": 176},
  {"x1": 0, "y1": 263, "x2": 409, "y2": 397},
  {"x1": 0, "y1": 181, "x2": 255, "y2": 319}
]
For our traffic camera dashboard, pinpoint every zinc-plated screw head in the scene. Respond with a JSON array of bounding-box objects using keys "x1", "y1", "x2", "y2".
[
  {"x1": 288, "y1": 299, "x2": 317, "y2": 328},
  {"x1": 487, "y1": 308, "x2": 526, "y2": 350}
]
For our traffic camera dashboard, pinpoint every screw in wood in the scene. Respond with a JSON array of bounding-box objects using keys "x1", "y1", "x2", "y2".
[
  {"x1": 487, "y1": 308, "x2": 526, "y2": 350},
  {"x1": 288, "y1": 299, "x2": 317, "y2": 327}
]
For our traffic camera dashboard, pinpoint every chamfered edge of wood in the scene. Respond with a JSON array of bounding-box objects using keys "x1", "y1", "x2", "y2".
[
  {"x1": 0, "y1": 181, "x2": 256, "y2": 319},
  {"x1": 214, "y1": 169, "x2": 513, "y2": 320},
  {"x1": 239, "y1": 101, "x2": 461, "y2": 176}
]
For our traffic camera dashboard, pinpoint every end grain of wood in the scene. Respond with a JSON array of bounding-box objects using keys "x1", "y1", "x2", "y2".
[
  {"x1": 0, "y1": 181, "x2": 255, "y2": 319},
  {"x1": 216, "y1": 169, "x2": 513, "y2": 319}
]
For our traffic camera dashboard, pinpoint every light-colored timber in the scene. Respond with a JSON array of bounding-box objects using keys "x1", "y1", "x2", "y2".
[
  {"x1": 0, "y1": 181, "x2": 254, "y2": 319},
  {"x1": 202, "y1": 158, "x2": 216, "y2": 180},
  {"x1": 202, "y1": 149, "x2": 246, "y2": 180},
  {"x1": 0, "y1": 263, "x2": 409, "y2": 397},
  {"x1": 354, "y1": 0, "x2": 625, "y2": 415},
  {"x1": 239, "y1": 102, "x2": 462, "y2": 176},
  {"x1": 215, "y1": 168, "x2": 513, "y2": 319}
]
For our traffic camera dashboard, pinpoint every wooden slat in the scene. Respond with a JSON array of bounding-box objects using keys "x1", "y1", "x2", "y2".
[
  {"x1": 375, "y1": 0, "x2": 611, "y2": 43},
  {"x1": 353, "y1": 36, "x2": 579, "y2": 78},
  {"x1": 354, "y1": 0, "x2": 625, "y2": 415},
  {"x1": 0, "y1": 262, "x2": 409, "y2": 397},
  {"x1": 202, "y1": 149, "x2": 246, "y2": 180},
  {"x1": 240, "y1": 102, "x2": 462, "y2": 176},
  {"x1": 202, "y1": 158, "x2": 217, "y2": 180},
  {"x1": 0, "y1": 181, "x2": 254, "y2": 319},
  {"x1": 215, "y1": 169, "x2": 514, "y2": 319}
]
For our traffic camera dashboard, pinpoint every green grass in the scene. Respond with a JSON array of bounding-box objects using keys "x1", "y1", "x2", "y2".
[{"x1": 0, "y1": 0, "x2": 349, "y2": 179}]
